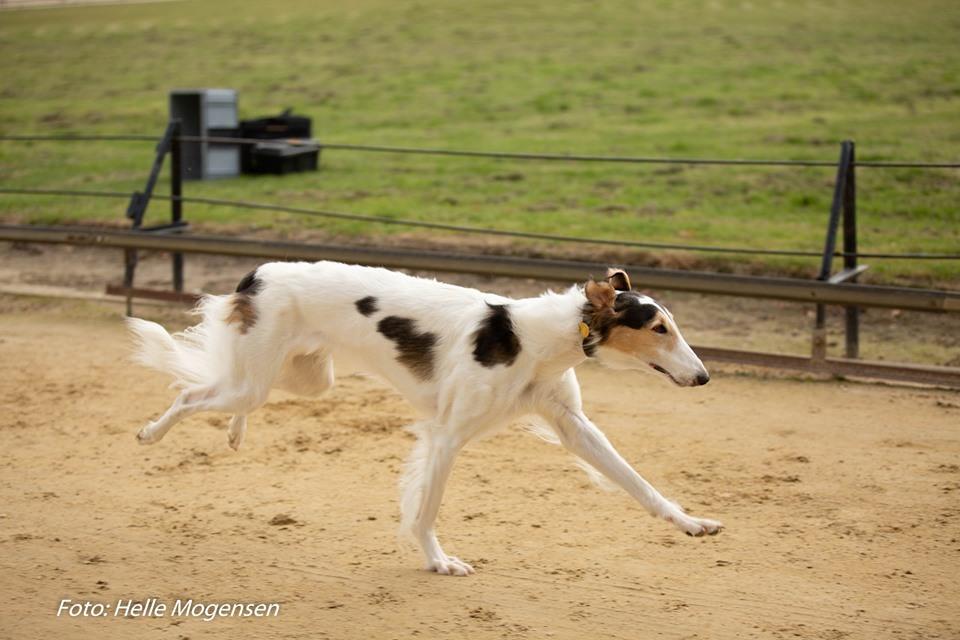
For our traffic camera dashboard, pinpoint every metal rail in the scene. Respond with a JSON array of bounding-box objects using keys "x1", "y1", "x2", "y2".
[
  {"x1": 694, "y1": 347, "x2": 960, "y2": 388},
  {"x1": 2, "y1": 224, "x2": 958, "y2": 312},
  {"x1": 2, "y1": 224, "x2": 958, "y2": 387}
]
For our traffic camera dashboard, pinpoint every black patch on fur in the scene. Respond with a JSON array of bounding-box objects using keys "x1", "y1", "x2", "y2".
[
  {"x1": 614, "y1": 292, "x2": 659, "y2": 329},
  {"x1": 235, "y1": 269, "x2": 262, "y2": 295},
  {"x1": 355, "y1": 296, "x2": 379, "y2": 317},
  {"x1": 377, "y1": 316, "x2": 437, "y2": 380},
  {"x1": 229, "y1": 269, "x2": 262, "y2": 334},
  {"x1": 472, "y1": 304, "x2": 521, "y2": 368},
  {"x1": 581, "y1": 291, "x2": 659, "y2": 356}
]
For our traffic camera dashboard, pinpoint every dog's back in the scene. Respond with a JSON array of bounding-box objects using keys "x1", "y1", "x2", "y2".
[{"x1": 128, "y1": 261, "x2": 515, "y2": 425}]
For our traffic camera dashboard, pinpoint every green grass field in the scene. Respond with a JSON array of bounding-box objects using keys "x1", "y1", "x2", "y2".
[{"x1": 0, "y1": 0, "x2": 958, "y2": 283}]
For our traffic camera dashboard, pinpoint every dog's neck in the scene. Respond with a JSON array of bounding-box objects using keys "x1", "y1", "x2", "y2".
[{"x1": 509, "y1": 286, "x2": 592, "y2": 375}]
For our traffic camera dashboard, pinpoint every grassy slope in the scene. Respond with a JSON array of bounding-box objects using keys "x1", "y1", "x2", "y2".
[{"x1": 0, "y1": 0, "x2": 958, "y2": 283}]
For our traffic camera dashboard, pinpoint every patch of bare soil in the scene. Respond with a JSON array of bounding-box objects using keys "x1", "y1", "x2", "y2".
[{"x1": 0, "y1": 299, "x2": 958, "y2": 639}]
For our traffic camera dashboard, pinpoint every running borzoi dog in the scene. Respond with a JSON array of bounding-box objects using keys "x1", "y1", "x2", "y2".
[{"x1": 127, "y1": 262, "x2": 722, "y2": 576}]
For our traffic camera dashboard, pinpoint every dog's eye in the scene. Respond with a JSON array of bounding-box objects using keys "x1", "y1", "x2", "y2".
[{"x1": 652, "y1": 324, "x2": 668, "y2": 334}]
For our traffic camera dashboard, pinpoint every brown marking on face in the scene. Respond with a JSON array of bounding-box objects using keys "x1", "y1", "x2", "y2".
[{"x1": 602, "y1": 310, "x2": 681, "y2": 361}]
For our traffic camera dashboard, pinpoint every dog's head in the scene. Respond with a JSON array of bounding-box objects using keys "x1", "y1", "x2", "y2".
[{"x1": 582, "y1": 268, "x2": 709, "y2": 387}]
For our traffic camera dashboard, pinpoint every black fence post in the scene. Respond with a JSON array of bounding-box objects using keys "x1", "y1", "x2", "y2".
[
  {"x1": 121, "y1": 120, "x2": 180, "y2": 315},
  {"x1": 842, "y1": 141, "x2": 859, "y2": 359},
  {"x1": 170, "y1": 119, "x2": 184, "y2": 293},
  {"x1": 122, "y1": 194, "x2": 145, "y2": 316},
  {"x1": 813, "y1": 140, "x2": 855, "y2": 363}
]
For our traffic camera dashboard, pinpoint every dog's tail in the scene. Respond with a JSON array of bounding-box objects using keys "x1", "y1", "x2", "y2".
[{"x1": 126, "y1": 295, "x2": 236, "y2": 389}]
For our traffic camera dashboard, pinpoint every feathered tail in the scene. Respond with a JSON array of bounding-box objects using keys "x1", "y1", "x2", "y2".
[{"x1": 126, "y1": 294, "x2": 236, "y2": 389}]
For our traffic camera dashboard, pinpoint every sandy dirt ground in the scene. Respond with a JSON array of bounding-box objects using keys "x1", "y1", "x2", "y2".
[{"x1": 1, "y1": 293, "x2": 959, "y2": 640}]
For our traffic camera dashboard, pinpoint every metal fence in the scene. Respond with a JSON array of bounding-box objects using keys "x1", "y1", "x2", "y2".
[{"x1": 1, "y1": 123, "x2": 958, "y2": 386}]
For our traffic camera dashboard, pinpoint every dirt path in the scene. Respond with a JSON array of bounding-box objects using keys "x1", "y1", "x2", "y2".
[{"x1": 1, "y1": 298, "x2": 959, "y2": 639}]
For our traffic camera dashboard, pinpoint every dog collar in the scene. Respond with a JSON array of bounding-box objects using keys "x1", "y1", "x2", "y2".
[{"x1": 578, "y1": 321, "x2": 590, "y2": 338}]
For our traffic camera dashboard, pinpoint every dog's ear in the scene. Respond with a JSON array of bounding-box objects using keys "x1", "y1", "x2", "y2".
[
  {"x1": 605, "y1": 268, "x2": 631, "y2": 292},
  {"x1": 585, "y1": 279, "x2": 616, "y2": 309}
]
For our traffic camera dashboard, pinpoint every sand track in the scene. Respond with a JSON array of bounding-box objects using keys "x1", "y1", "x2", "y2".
[{"x1": 1, "y1": 299, "x2": 959, "y2": 639}]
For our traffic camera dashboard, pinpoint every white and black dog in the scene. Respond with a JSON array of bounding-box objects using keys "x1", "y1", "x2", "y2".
[{"x1": 128, "y1": 262, "x2": 722, "y2": 576}]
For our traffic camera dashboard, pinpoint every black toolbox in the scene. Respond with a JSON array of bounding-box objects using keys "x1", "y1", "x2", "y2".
[
  {"x1": 246, "y1": 141, "x2": 321, "y2": 175},
  {"x1": 238, "y1": 108, "x2": 315, "y2": 174},
  {"x1": 240, "y1": 109, "x2": 311, "y2": 140}
]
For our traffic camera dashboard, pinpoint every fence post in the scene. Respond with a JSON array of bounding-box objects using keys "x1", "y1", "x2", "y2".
[
  {"x1": 842, "y1": 141, "x2": 859, "y2": 358},
  {"x1": 120, "y1": 120, "x2": 179, "y2": 315},
  {"x1": 170, "y1": 119, "x2": 184, "y2": 293},
  {"x1": 122, "y1": 194, "x2": 144, "y2": 316},
  {"x1": 813, "y1": 140, "x2": 855, "y2": 363}
]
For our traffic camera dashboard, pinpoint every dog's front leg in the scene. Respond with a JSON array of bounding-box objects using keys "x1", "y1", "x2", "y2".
[{"x1": 542, "y1": 400, "x2": 722, "y2": 537}]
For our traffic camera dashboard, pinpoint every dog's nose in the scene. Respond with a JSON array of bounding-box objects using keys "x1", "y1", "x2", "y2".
[{"x1": 695, "y1": 372, "x2": 710, "y2": 386}]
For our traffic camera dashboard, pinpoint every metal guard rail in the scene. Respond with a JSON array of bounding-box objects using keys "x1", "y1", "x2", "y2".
[
  {"x1": 3, "y1": 223, "x2": 958, "y2": 387},
  {"x1": 1, "y1": 224, "x2": 958, "y2": 313}
]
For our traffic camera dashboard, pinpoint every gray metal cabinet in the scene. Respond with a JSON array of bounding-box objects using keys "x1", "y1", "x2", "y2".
[{"x1": 169, "y1": 89, "x2": 240, "y2": 180}]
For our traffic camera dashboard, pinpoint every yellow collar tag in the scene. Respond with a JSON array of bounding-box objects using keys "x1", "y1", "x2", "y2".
[{"x1": 578, "y1": 322, "x2": 590, "y2": 339}]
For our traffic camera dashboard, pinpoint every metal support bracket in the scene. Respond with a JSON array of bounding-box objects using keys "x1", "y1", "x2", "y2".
[
  {"x1": 828, "y1": 265, "x2": 869, "y2": 284},
  {"x1": 118, "y1": 119, "x2": 186, "y2": 315}
]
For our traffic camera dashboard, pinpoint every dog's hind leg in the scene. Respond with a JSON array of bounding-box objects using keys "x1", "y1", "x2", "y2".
[
  {"x1": 136, "y1": 385, "x2": 219, "y2": 445},
  {"x1": 400, "y1": 424, "x2": 474, "y2": 576},
  {"x1": 137, "y1": 384, "x2": 269, "y2": 447},
  {"x1": 210, "y1": 336, "x2": 299, "y2": 449},
  {"x1": 135, "y1": 310, "x2": 293, "y2": 448}
]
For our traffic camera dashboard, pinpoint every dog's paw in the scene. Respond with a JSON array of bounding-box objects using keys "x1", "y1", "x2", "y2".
[
  {"x1": 135, "y1": 424, "x2": 161, "y2": 445},
  {"x1": 227, "y1": 423, "x2": 245, "y2": 451},
  {"x1": 666, "y1": 513, "x2": 723, "y2": 537},
  {"x1": 227, "y1": 415, "x2": 246, "y2": 452},
  {"x1": 426, "y1": 555, "x2": 475, "y2": 576},
  {"x1": 227, "y1": 432, "x2": 243, "y2": 451}
]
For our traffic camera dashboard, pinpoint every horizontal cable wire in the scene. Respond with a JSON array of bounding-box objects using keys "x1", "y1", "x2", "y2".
[
  {"x1": 191, "y1": 136, "x2": 840, "y2": 167},
  {"x1": 1, "y1": 186, "x2": 957, "y2": 261},
  {"x1": 1, "y1": 133, "x2": 958, "y2": 169},
  {"x1": 0, "y1": 134, "x2": 158, "y2": 142}
]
